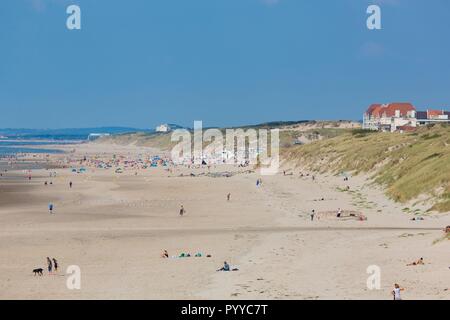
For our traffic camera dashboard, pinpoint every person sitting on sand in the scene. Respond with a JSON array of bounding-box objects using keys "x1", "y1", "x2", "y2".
[
  {"x1": 407, "y1": 257, "x2": 424, "y2": 266},
  {"x1": 337, "y1": 208, "x2": 342, "y2": 218},
  {"x1": 179, "y1": 205, "x2": 186, "y2": 216},
  {"x1": 161, "y1": 250, "x2": 169, "y2": 258},
  {"x1": 49, "y1": 203, "x2": 54, "y2": 214},
  {"x1": 217, "y1": 261, "x2": 230, "y2": 272},
  {"x1": 392, "y1": 283, "x2": 405, "y2": 300}
]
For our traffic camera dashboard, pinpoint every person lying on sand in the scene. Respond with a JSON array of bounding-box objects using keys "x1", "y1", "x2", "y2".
[
  {"x1": 407, "y1": 257, "x2": 424, "y2": 266},
  {"x1": 178, "y1": 253, "x2": 191, "y2": 258},
  {"x1": 161, "y1": 250, "x2": 169, "y2": 258}
]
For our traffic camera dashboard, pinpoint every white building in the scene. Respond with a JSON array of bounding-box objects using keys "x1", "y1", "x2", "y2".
[
  {"x1": 156, "y1": 124, "x2": 171, "y2": 133},
  {"x1": 87, "y1": 133, "x2": 110, "y2": 141},
  {"x1": 363, "y1": 103, "x2": 417, "y2": 132}
]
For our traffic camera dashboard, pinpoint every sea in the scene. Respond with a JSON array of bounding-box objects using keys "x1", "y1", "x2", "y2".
[{"x1": 0, "y1": 139, "x2": 80, "y2": 156}]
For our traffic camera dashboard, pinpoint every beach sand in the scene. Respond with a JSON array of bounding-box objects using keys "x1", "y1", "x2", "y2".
[{"x1": 0, "y1": 143, "x2": 449, "y2": 299}]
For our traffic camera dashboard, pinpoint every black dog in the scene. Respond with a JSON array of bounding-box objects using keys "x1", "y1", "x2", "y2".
[{"x1": 33, "y1": 268, "x2": 43, "y2": 276}]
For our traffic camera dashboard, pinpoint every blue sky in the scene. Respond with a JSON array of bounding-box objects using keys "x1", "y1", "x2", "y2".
[{"x1": 1, "y1": 0, "x2": 449, "y2": 129}]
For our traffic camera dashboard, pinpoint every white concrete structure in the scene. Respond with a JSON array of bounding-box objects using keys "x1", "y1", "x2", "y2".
[
  {"x1": 156, "y1": 124, "x2": 171, "y2": 133},
  {"x1": 87, "y1": 133, "x2": 110, "y2": 141}
]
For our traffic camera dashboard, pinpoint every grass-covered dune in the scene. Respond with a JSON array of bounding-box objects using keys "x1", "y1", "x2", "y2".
[
  {"x1": 97, "y1": 132, "x2": 176, "y2": 150},
  {"x1": 283, "y1": 125, "x2": 450, "y2": 212}
]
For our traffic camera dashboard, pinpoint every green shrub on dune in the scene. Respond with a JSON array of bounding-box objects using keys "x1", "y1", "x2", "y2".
[{"x1": 283, "y1": 125, "x2": 450, "y2": 212}]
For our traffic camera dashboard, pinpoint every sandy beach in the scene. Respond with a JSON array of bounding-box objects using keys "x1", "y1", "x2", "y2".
[{"x1": 0, "y1": 142, "x2": 449, "y2": 300}]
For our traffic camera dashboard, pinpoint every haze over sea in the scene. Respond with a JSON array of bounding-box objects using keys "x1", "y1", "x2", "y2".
[{"x1": 0, "y1": 140, "x2": 71, "y2": 156}]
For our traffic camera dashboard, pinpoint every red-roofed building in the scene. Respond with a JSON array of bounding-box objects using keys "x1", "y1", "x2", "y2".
[
  {"x1": 364, "y1": 103, "x2": 450, "y2": 131},
  {"x1": 363, "y1": 102, "x2": 417, "y2": 131},
  {"x1": 416, "y1": 109, "x2": 450, "y2": 125}
]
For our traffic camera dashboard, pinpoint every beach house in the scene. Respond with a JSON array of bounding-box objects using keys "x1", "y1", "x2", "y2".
[
  {"x1": 363, "y1": 103, "x2": 450, "y2": 132},
  {"x1": 156, "y1": 124, "x2": 171, "y2": 133},
  {"x1": 363, "y1": 103, "x2": 417, "y2": 132},
  {"x1": 416, "y1": 109, "x2": 450, "y2": 125}
]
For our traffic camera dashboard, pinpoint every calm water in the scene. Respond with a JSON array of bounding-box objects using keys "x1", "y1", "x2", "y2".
[{"x1": 0, "y1": 140, "x2": 76, "y2": 155}]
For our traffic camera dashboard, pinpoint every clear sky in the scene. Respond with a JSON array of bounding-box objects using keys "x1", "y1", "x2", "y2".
[{"x1": 1, "y1": 0, "x2": 449, "y2": 129}]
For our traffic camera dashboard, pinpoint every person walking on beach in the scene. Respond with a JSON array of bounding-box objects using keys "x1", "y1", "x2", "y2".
[
  {"x1": 47, "y1": 257, "x2": 52, "y2": 274},
  {"x1": 227, "y1": 193, "x2": 231, "y2": 201},
  {"x1": 392, "y1": 283, "x2": 405, "y2": 300},
  {"x1": 311, "y1": 209, "x2": 315, "y2": 221},
  {"x1": 69, "y1": 181, "x2": 72, "y2": 189},
  {"x1": 179, "y1": 205, "x2": 186, "y2": 216},
  {"x1": 52, "y1": 258, "x2": 58, "y2": 272},
  {"x1": 49, "y1": 203, "x2": 54, "y2": 214}
]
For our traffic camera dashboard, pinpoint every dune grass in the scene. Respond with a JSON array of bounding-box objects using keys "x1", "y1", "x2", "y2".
[
  {"x1": 98, "y1": 132, "x2": 176, "y2": 150},
  {"x1": 283, "y1": 124, "x2": 450, "y2": 212}
]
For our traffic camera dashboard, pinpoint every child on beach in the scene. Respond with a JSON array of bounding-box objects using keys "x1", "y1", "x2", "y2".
[{"x1": 392, "y1": 284, "x2": 405, "y2": 300}]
